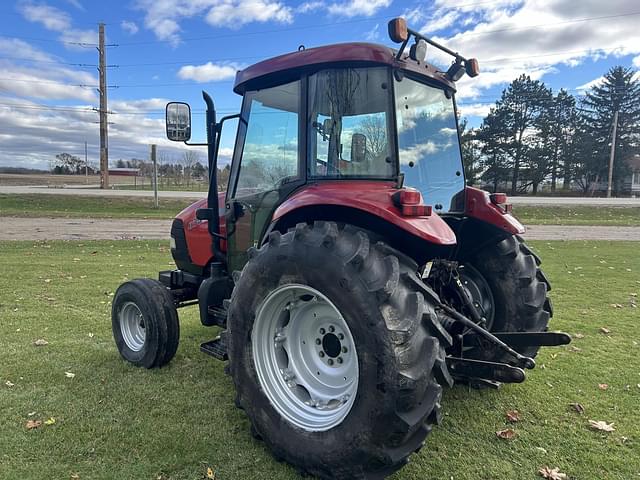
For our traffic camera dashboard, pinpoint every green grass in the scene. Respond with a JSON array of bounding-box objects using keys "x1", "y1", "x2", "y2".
[
  {"x1": 0, "y1": 194, "x2": 194, "y2": 219},
  {"x1": 113, "y1": 183, "x2": 208, "y2": 192},
  {"x1": 1, "y1": 240, "x2": 639, "y2": 479},
  {"x1": 2, "y1": 193, "x2": 639, "y2": 226},
  {"x1": 513, "y1": 205, "x2": 640, "y2": 226}
]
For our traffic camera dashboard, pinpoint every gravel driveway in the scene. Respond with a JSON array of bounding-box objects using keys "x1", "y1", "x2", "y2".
[{"x1": 1, "y1": 217, "x2": 639, "y2": 241}]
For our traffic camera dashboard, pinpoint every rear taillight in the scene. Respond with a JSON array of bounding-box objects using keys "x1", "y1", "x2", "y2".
[
  {"x1": 392, "y1": 188, "x2": 432, "y2": 217},
  {"x1": 489, "y1": 193, "x2": 513, "y2": 213}
]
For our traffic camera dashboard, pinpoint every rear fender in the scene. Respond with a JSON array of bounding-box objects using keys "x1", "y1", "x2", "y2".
[
  {"x1": 464, "y1": 186, "x2": 524, "y2": 235},
  {"x1": 271, "y1": 181, "x2": 457, "y2": 248}
]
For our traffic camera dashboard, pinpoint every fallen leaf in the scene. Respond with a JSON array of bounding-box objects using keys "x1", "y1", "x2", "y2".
[
  {"x1": 26, "y1": 420, "x2": 42, "y2": 430},
  {"x1": 538, "y1": 466, "x2": 568, "y2": 480},
  {"x1": 65, "y1": 372, "x2": 75, "y2": 379},
  {"x1": 88, "y1": 332, "x2": 94, "y2": 338},
  {"x1": 598, "y1": 383, "x2": 609, "y2": 390},
  {"x1": 569, "y1": 346, "x2": 582, "y2": 352},
  {"x1": 5, "y1": 380, "x2": 14, "y2": 387},
  {"x1": 589, "y1": 420, "x2": 615, "y2": 432},
  {"x1": 44, "y1": 279, "x2": 51, "y2": 283},
  {"x1": 34, "y1": 339, "x2": 48, "y2": 346},
  {"x1": 600, "y1": 327, "x2": 611, "y2": 334},
  {"x1": 71, "y1": 474, "x2": 80, "y2": 480},
  {"x1": 573, "y1": 333, "x2": 585, "y2": 339},
  {"x1": 535, "y1": 447, "x2": 548, "y2": 454},
  {"x1": 44, "y1": 417, "x2": 56, "y2": 426},
  {"x1": 206, "y1": 467, "x2": 216, "y2": 479},
  {"x1": 496, "y1": 428, "x2": 517, "y2": 440},
  {"x1": 569, "y1": 403, "x2": 585, "y2": 414},
  {"x1": 27, "y1": 411, "x2": 36, "y2": 416},
  {"x1": 506, "y1": 410, "x2": 522, "y2": 423}
]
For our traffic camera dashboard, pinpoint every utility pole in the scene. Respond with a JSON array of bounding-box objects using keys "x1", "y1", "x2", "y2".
[
  {"x1": 84, "y1": 140, "x2": 88, "y2": 184},
  {"x1": 606, "y1": 110, "x2": 619, "y2": 198},
  {"x1": 151, "y1": 144, "x2": 159, "y2": 209},
  {"x1": 98, "y1": 23, "x2": 109, "y2": 189}
]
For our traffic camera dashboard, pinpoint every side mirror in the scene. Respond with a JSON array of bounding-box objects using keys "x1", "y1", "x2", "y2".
[
  {"x1": 166, "y1": 102, "x2": 192, "y2": 142},
  {"x1": 351, "y1": 133, "x2": 366, "y2": 163}
]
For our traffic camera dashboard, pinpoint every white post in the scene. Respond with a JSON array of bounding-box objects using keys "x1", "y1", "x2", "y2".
[
  {"x1": 151, "y1": 144, "x2": 158, "y2": 209},
  {"x1": 607, "y1": 110, "x2": 619, "y2": 198}
]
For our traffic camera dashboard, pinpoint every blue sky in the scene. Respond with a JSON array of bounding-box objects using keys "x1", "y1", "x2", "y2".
[{"x1": 1, "y1": 0, "x2": 639, "y2": 169}]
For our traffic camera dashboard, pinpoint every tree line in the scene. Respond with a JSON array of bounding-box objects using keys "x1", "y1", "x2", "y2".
[
  {"x1": 50, "y1": 150, "x2": 231, "y2": 191},
  {"x1": 462, "y1": 66, "x2": 640, "y2": 196}
]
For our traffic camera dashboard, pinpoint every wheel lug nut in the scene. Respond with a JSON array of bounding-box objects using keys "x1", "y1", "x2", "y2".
[
  {"x1": 319, "y1": 328, "x2": 325, "y2": 335},
  {"x1": 329, "y1": 326, "x2": 335, "y2": 332},
  {"x1": 338, "y1": 333, "x2": 344, "y2": 340},
  {"x1": 315, "y1": 338, "x2": 321, "y2": 345},
  {"x1": 327, "y1": 359, "x2": 334, "y2": 366},
  {"x1": 319, "y1": 351, "x2": 325, "y2": 357},
  {"x1": 342, "y1": 346, "x2": 347, "y2": 353},
  {"x1": 337, "y1": 357, "x2": 343, "y2": 364}
]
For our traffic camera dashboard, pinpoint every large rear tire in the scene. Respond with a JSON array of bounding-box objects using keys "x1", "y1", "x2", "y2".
[
  {"x1": 228, "y1": 222, "x2": 452, "y2": 479},
  {"x1": 466, "y1": 235, "x2": 553, "y2": 360}
]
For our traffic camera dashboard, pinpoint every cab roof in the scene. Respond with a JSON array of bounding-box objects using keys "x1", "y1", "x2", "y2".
[{"x1": 233, "y1": 42, "x2": 455, "y2": 94}]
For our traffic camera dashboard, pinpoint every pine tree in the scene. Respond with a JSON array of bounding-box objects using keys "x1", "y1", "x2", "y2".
[
  {"x1": 582, "y1": 66, "x2": 640, "y2": 195},
  {"x1": 488, "y1": 74, "x2": 553, "y2": 194}
]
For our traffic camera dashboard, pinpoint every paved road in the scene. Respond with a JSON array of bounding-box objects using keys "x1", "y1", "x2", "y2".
[
  {"x1": 2, "y1": 185, "x2": 639, "y2": 206},
  {"x1": 1, "y1": 217, "x2": 639, "y2": 241},
  {"x1": 0, "y1": 185, "x2": 204, "y2": 199}
]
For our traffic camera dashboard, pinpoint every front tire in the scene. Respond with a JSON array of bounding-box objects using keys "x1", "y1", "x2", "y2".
[
  {"x1": 466, "y1": 235, "x2": 553, "y2": 360},
  {"x1": 228, "y1": 222, "x2": 452, "y2": 479},
  {"x1": 111, "y1": 278, "x2": 179, "y2": 368}
]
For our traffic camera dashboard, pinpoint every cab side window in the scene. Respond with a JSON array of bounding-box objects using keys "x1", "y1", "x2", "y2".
[{"x1": 233, "y1": 81, "x2": 300, "y2": 198}]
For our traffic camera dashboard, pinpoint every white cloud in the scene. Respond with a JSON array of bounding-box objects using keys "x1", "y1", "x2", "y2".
[
  {"x1": 576, "y1": 76, "x2": 604, "y2": 91},
  {"x1": 135, "y1": 0, "x2": 293, "y2": 46},
  {"x1": 0, "y1": 93, "x2": 209, "y2": 169},
  {"x1": 327, "y1": 0, "x2": 391, "y2": 17},
  {"x1": 19, "y1": 1, "x2": 71, "y2": 31},
  {"x1": 121, "y1": 20, "x2": 139, "y2": 35},
  {"x1": 297, "y1": 1, "x2": 323, "y2": 13},
  {"x1": 18, "y1": 1, "x2": 97, "y2": 48},
  {"x1": 64, "y1": 0, "x2": 84, "y2": 10},
  {"x1": 633, "y1": 55, "x2": 640, "y2": 68},
  {"x1": 205, "y1": 0, "x2": 293, "y2": 27},
  {"x1": 412, "y1": 0, "x2": 640, "y2": 100},
  {"x1": 0, "y1": 40, "x2": 98, "y2": 102},
  {"x1": 456, "y1": 102, "x2": 492, "y2": 118},
  {"x1": 177, "y1": 62, "x2": 242, "y2": 83}
]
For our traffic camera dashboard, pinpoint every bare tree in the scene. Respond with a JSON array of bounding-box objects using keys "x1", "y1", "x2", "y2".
[{"x1": 180, "y1": 150, "x2": 200, "y2": 187}]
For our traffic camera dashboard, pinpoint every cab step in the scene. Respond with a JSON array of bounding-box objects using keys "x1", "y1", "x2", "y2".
[
  {"x1": 206, "y1": 305, "x2": 228, "y2": 327},
  {"x1": 200, "y1": 333, "x2": 228, "y2": 361}
]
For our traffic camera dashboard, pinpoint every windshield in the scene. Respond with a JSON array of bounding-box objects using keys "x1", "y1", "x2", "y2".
[{"x1": 395, "y1": 76, "x2": 465, "y2": 213}]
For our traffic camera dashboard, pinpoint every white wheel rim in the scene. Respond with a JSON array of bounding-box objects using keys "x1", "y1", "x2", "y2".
[
  {"x1": 252, "y1": 284, "x2": 359, "y2": 432},
  {"x1": 120, "y1": 301, "x2": 146, "y2": 352}
]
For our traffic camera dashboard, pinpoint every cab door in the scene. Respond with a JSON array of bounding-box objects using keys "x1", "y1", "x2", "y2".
[{"x1": 225, "y1": 79, "x2": 304, "y2": 273}]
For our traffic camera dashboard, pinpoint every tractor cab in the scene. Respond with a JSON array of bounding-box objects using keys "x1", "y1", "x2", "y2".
[{"x1": 165, "y1": 19, "x2": 487, "y2": 272}]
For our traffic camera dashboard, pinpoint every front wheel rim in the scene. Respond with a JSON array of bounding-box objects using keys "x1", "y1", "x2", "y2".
[
  {"x1": 120, "y1": 301, "x2": 146, "y2": 352},
  {"x1": 252, "y1": 284, "x2": 359, "y2": 432}
]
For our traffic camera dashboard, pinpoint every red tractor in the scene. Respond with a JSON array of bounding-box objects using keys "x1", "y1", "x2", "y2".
[{"x1": 111, "y1": 18, "x2": 569, "y2": 479}]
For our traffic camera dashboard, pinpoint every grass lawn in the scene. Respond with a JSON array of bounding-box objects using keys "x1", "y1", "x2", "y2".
[
  {"x1": 513, "y1": 205, "x2": 640, "y2": 226},
  {"x1": 0, "y1": 194, "x2": 194, "y2": 219},
  {"x1": 1, "y1": 240, "x2": 639, "y2": 480}
]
